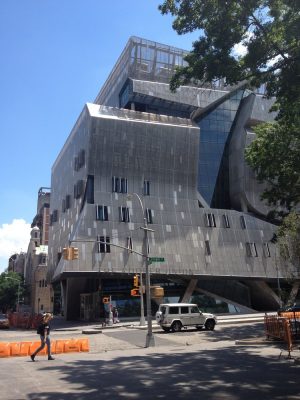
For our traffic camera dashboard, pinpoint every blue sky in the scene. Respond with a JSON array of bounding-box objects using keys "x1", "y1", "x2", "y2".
[{"x1": 0, "y1": 0, "x2": 199, "y2": 272}]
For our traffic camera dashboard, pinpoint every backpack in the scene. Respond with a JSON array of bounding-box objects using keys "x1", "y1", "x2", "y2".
[{"x1": 36, "y1": 324, "x2": 44, "y2": 335}]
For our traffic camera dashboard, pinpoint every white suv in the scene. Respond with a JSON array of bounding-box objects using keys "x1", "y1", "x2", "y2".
[{"x1": 155, "y1": 303, "x2": 217, "y2": 332}]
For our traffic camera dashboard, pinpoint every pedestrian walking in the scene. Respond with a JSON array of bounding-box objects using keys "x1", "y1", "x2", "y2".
[
  {"x1": 113, "y1": 307, "x2": 119, "y2": 323},
  {"x1": 30, "y1": 313, "x2": 55, "y2": 361}
]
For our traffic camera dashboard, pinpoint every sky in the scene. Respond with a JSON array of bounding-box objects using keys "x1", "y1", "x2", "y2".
[{"x1": 0, "y1": 0, "x2": 201, "y2": 273}]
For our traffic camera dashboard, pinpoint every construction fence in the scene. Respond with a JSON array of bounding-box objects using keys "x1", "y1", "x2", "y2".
[{"x1": 264, "y1": 312, "x2": 300, "y2": 358}]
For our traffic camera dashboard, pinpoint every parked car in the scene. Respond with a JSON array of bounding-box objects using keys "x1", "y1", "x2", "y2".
[
  {"x1": 155, "y1": 303, "x2": 217, "y2": 332},
  {"x1": 0, "y1": 314, "x2": 9, "y2": 329}
]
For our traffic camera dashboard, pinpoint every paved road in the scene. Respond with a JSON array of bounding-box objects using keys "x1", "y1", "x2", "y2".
[{"x1": 0, "y1": 322, "x2": 299, "y2": 400}]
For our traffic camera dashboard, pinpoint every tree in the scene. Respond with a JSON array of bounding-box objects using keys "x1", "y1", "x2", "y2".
[
  {"x1": 277, "y1": 212, "x2": 300, "y2": 273},
  {"x1": 159, "y1": 0, "x2": 300, "y2": 210},
  {"x1": 244, "y1": 111, "x2": 300, "y2": 211},
  {"x1": 276, "y1": 211, "x2": 300, "y2": 305},
  {"x1": 159, "y1": 0, "x2": 299, "y2": 99},
  {"x1": 0, "y1": 272, "x2": 24, "y2": 312}
]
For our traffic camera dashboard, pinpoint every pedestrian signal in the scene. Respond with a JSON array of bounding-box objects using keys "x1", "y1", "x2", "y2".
[
  {"x1": 133, "y1": 274, "x2": 139, "y2": 287},
  {"x1": 102, "y1": 297, "x2": 110, "y2": 304},
  {"x1": 131, "y1": 288, "x2": 140, "y2": 297}
]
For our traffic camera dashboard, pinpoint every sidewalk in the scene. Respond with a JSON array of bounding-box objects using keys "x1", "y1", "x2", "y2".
[{"x1": 50, "y1": 312, "x2": 268, "y2": 333}]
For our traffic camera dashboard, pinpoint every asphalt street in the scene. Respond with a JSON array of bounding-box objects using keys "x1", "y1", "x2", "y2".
[{"x1": 0, "y1": 321, "x2": 299, "y2": 400}]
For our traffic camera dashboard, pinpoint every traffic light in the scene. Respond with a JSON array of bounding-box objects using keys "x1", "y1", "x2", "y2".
[
  {"x1": 133, "y1": 274, "x2": 139, "y2": 287},
  {"x1": 72, "y1": 247, "x2": 79, "y2": 259},
  {"x1": 63, "y1": 247, "x2": 71, "y2": 260},
  {"x1": 62, "y1": 247, "x2": 79, "y2": 260},
  {"x1": 102, "y1": 297, "x2": 110, "y2": 304},
  {"x1": 131, "y1": 288, "x2": 140, "y2": 297}
]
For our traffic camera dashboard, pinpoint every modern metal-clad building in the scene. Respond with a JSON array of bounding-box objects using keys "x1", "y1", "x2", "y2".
[{"x1": 48, "y1": 37, "x2": 290, "y2": 320}]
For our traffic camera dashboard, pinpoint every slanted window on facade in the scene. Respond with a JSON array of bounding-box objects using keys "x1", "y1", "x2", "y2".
[
  {"x1": 205, "y1": 240, "x2": 211, "y2": 255},
  {"x1": 146, "y1": 208, "x2": 153, "y2": 224},
  {"x1": 119, "y1": 206, "x2": 130, "y2": 222},
  {"x1": 112, "y1": 176, "x2": 128, "y2": 193},
  {"x1": 97, "y1": 235, "x2": 111, "y2": 253},
  {"x1": 86, "y1": 175, "x2": 94, "y2": 204},
  {"x1": 205, "y1": 213, "x2": 216, "y2": 227},
  {"x1": 74, "y1": 180, "x2": 84, "y2": 199},
  {"x1": 127, "y1": 236, "x2": 133, "y2": 253},
  {"x1": 245, "y1": 242, "x2": 258, "y2": 257},
  {"x1": 96, "y1": 205, "x2": 108, "y2": 221},
  {"x1": 62, "y1": 195, "x2": 71, "y2": 212},
  {"x1": 50, "y1": 210, "x2": 58, "y2": 225},
  {"x1": 263, "y1": 242, "x2": 271, "y2": 257},
  {"x1": 144, "y1": 180, "x2": 150, "y2": 196},
  {"x1": 66, "y1": 195, "x2": 71, "y2": 209},
  {"x1": 223, "y1": 214, "x2": 230, "y2": 228},
  {"x1": 240, "y1": 215, "x2": 247, "y2": 229},
  {"x1": 74, "y1": 149, "x2": 85, "y2": 171}
]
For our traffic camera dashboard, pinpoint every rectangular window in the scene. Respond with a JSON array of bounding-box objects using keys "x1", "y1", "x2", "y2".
[
  {"x1": 144, "y1": 180, "x2": 150, "y2": 196},
  {"x1": 223, "y1": 214, "x2": 230, "y2": 228},
  {"x1": 97, "y1": 235, "x2": 111, "y2": 253},
  {"x1": 205, "y1": 213, "x2": 216, "y2": 227},
  {"x1": 246, "y1": 242, "x2": 258, "y2": 257},
  {"x1": 50, "y1": 210, "x2": 58, "y2": 225},
  {"x1": 120, "y1": 178, "x2": 128, "y2": 194},
  {"x1": 78, "y1": 149, "x2": 85, "y2": 169},
  {"x1": 74, "y1": 180, "x2": 84, "y2": 199},
  {"x1": 146, "y1": 208, "x2": 153, "y2": 224},
  {"x1": 65, "y1": 195, "x2": 71, "y2": 209},
  {"x1": 112, "y1": 176, "x2": 119, "y2": 193},
  {"x1": 240, "y1": 215, "x2": 247, "y2": 229},
  {"x1": 112, "y1": 176, "x2": 128, "y2": 193},
  {"x1": 74, "y1": 150, "x2": 85, "y2": 171},
  {"x1": 205, "y1": 240, "x2": 211, "y2": 255},
  {"x1": 263, "y1": 242, "x2": 271, "y2": 257},
  {"x1": 74, "y1": 156, "x2": 79, "y2": 171},
  {"x1": 62, "y1": 199, "x2": 66, "y2": 213},
  {"x1": 86, "y1": 175, "x2": 94, "y2": 204},
  {"x1": 119, "y1": 206, "x2": 130, "y2": 222},
  {"x1": 96, "y1": 205, "x2": 108, "y2": 221},
  {"x1": 169, "y1": 307, "x2": 179, "y2": 314},
  {"x1": 127, "y1": 236, "x2": 133, "y2": 253}
]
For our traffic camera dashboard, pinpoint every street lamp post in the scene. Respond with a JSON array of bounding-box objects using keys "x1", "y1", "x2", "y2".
[
  {"x1": 5, "y1": 276, "x2": 21, "y2": 311},
  {"x1": 129, "y1": 193, "x2": 155, "y2": 347}
]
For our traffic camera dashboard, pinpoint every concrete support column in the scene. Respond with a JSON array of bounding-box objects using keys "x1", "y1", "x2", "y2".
[{"x1": 181, "y1": 278, "x2": 198, "y2": 303}]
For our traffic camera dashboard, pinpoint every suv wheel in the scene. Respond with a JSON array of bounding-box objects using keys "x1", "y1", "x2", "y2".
[
  {"x1": 171, "y1": 321, "x2": 182, "y2": 332},
  {"x1": 205, "y1": 319, "x2": 216, "y2": 331}
]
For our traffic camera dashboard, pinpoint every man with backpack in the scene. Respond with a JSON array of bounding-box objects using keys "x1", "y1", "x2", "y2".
[{"x1": 30, "y1": 313, "x2": 55, "y2": 361}]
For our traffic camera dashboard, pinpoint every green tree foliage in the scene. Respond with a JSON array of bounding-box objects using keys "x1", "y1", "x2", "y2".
[
  {"x1": 159, "y1": 0, "x2": 300, "y2": 210},
  {"x1": 159, "y1": 0, "x2": 299, "y2": 100},
  {"x1": 277, "y1": 212, "x2": 300, "y2": 276},
  {"x1": 245, "y1": 113, "x2": 300, "y2": 211},
  {"x1": 0, "y1": 272, "x2": 24, "y2": 312}
]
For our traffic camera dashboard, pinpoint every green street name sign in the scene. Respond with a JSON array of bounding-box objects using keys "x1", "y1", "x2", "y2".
[{"x1": 149, "y1": 257, "x2": 165, "y2": 263}]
